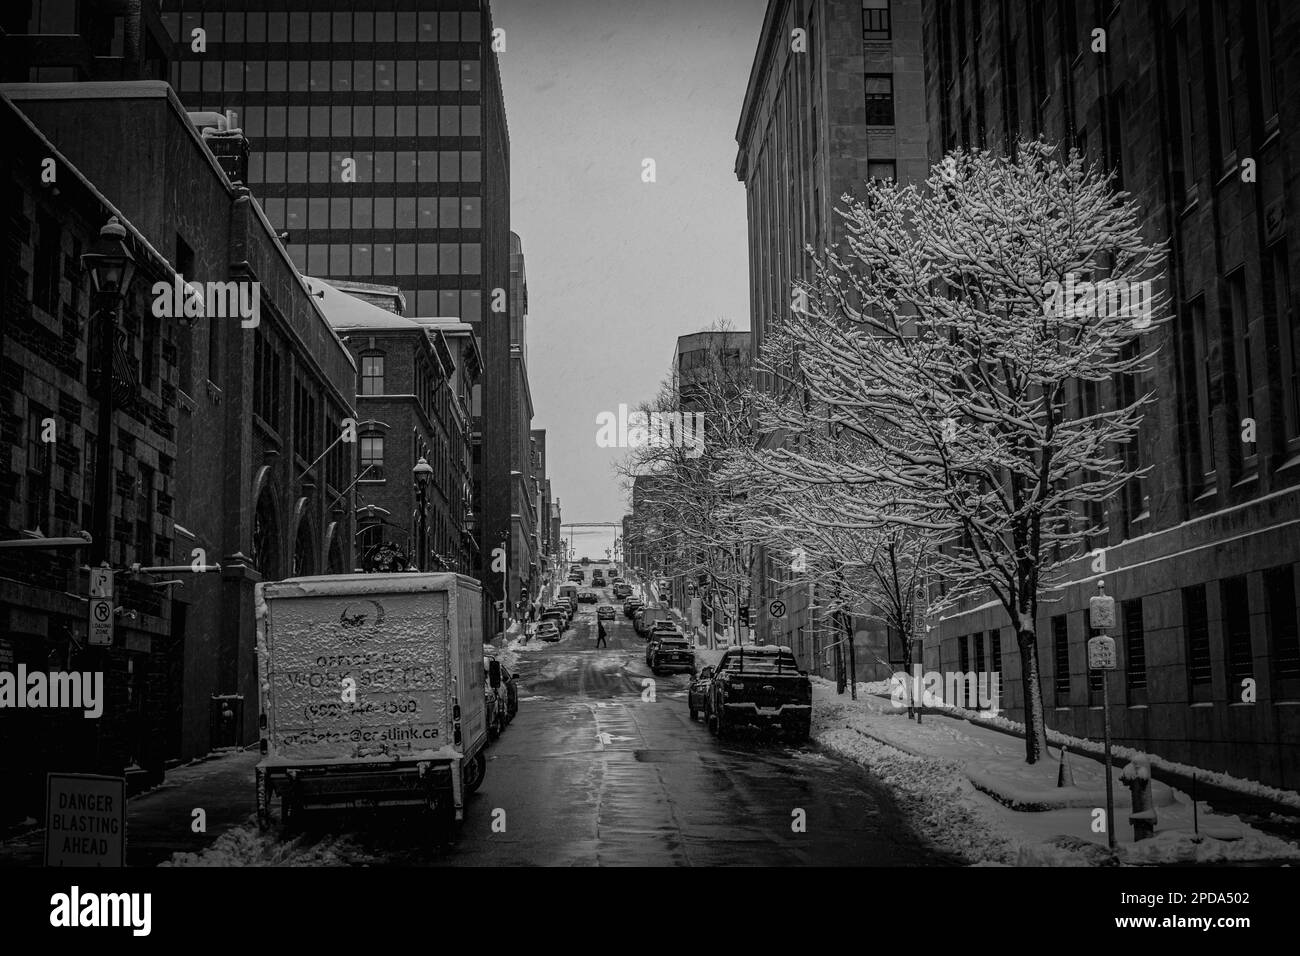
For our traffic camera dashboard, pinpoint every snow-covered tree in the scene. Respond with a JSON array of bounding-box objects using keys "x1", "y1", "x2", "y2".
[
  {"x1": 750, "y1": 141, "x2": 1166, "y2": 762},
  {"x1": 724, "y1": 398, "x2": 937, "y2": 708},
  {"x1": 617, "y1": 322, "x2": 759, "y2": 645}
]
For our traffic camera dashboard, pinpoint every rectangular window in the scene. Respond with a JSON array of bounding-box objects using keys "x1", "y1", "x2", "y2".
[
  {"x1": 1052, "y1": 615, "x2": 1070, "y2": 705},
  {"x1": 988, "y1": 629, "x2": 1002, "y2": 675},
  {"x1": 1265, "y1": 565, "x2": 1300, "y2": 687},
  {"x1": 867, "y1": 160, "x2": 896, "y2": 183},
  {"x1": 1173, "y1": 19, "x2": 1196, "y2": 196},
  {"x1": 1212, "y1": 0, "x2": 1237, "y2": 164},
  {"x1": 1225, "y1": 269, "x2": 1257, "y2": 474},
  {"x1": 1184, "y1": 584, "x2": 1212, "y2": 689},
  {"x1": 862, "y1": 0, "x2": 890, "y2": 40},
  {"x1": 360, "y1": 435, "x2": 385, "y2": 480},
  {"x1": 33, "y1": 209, "x2": 61, "y2": 315},
  {"x1": 1123, "y1": 599, "x2": 1147, "y2": 697},
  {"x1": 135, "y1": 462, "x2": 154, "y2": 566},
  {"x1": 1270, "y1": 243, "x2": 1300, "y2": 439},
  {"x1": 864, "y1": 74, "x2": 894, "y2": 125},
  {"x1": 1182, "y1": 297, "x2": 1216, "y2": 489},
  {"x1": 1221, "y1": 576, "x2": 1254, "y2": 689},
  {"x1": 957, "y1": 633, "x2": 970, "y2": 674},
  {"x1": 1255, "y1": 0, "x2": 1279, "y2": 127},
  {"x1": 25, "y1": 404, "x2": 51, "y2": 532}
]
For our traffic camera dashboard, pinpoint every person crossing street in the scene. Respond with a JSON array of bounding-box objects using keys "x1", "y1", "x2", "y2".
[{"x1": 596, "y1": 617, "x2": 608, "y2": 648}]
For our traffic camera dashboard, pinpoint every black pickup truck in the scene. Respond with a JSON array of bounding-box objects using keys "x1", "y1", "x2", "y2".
[{"x1": 706, "y1": 645, "x2": 811, "y2": 742}]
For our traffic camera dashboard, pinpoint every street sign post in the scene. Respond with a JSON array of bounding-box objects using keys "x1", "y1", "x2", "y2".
[
  {"x1": 88, "y1": 598, "x2": 114, "y2": 647},
  {"x1": 89, "y1": 567, "x2": 114, "y2": 598},
  {"x1": 45, "y1": 773, "x2": 125, "y2": 867},
  {"x1": 768, "y1": 599, "x2": 786, "y2": 619},
  {"x1": 1089, "y1": 581, "x2": 1117, "y2": 851}
]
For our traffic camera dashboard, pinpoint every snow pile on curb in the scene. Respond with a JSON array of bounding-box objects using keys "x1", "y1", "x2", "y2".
[
  {"x1": 813, "y1": 699, "x2": 1018, "y2": 866},
  {"x1": 923, "y1": 699, "x2": 1300, "y2": 812},
  {"x1": 162, "y1": 819, "x2": 380, "y2": 867}
]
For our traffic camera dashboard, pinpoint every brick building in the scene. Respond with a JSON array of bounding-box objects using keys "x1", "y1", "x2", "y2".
[
  {"x1": 314, "y1": 278, "x2": 480, "y2": 578},
  {"x1": 158, "y1": 0, "x2": 515, "y2": 634},
  {"x1": 4, "y1": 81, "x2": 358, "y2": 779},
  {"x1": 915, "y1": 0, "x2": 1300, "y2": 788}
]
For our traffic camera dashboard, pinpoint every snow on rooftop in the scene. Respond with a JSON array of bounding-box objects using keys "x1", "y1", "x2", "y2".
[{"x1": 304, "y1": 275, "x2": 425, "y2": 332}]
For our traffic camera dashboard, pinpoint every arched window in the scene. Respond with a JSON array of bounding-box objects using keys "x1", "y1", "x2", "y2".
[
  {"x1": 292, "y1": 518, "x2": 316, "y2": 576},
  {"x1": 251, "y1": 489, "x2": 281, "y2": 580}
]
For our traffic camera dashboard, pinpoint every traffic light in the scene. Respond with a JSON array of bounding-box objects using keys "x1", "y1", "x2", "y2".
[{"x1": 739, "y1": 605, "x2": 750, "y2": 627}]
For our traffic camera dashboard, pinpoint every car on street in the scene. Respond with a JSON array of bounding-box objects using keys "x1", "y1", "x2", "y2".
[
  {"x1": 578, "y1": 589, "x2": 598, "y2": 603},
  {"x1": 597, "y1": 605, "x2": 616, "y2": 621},
  {"x1": 687, "y1": 666, "x2": 714, "y2": 721},
  {"x1": 633, "y1": 608, "x2": 650, "y2": 636},
  {"x1": 534, "y1": 620, "x2": 561, "y2": 642},
  {"x1": 613, "y1": 583, "x2": 632, "y2": 599},
  {"x1": 650, "y1": 621, "x2": 684, "y2": 638},
  {"x1": 624, "y1": 597, "x2": 644, "y2": 618},
  {"x1": 592, "y1": 577, "x2": 606, "y2": 588},
  {"x1": 705, "y1": 644, "x2": 811, "y2": 742},
  {"x1": 649, "y1": 634, "x2": 695, "y2": 675},
  {"x1": 484, "y1": 652, "x2": 519, "y2": 723},
  {"x1": 541, "y1": 608, "x2": 569, "y2": 632}
]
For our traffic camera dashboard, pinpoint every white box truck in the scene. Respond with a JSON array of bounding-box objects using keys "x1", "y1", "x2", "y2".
[{"x1": 254, "y1": 572, "x2": 487, "y2": 837}]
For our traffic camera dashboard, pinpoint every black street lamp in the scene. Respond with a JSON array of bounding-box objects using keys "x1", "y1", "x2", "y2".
[
  {"x1": 81, "y1": 217, "x2": 136, "y2": 567},
  {"x1": 412, "y1": 456, "x2": 433, "y2": 571}
]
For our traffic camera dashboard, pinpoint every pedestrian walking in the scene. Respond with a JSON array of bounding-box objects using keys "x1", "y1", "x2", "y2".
[{"x1": 596, "y1": 619, "x2": 608, "y2": 648}]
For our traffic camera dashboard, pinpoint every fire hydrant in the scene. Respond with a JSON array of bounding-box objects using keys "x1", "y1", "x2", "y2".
[{"x1": 1120, "y1": 757, "x2": 1157, "y2": 841}]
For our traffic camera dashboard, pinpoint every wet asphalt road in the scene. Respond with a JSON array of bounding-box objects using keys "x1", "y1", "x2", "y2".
[{"x1": 351, "y1": 590, "x2": 957, "y2": 866}]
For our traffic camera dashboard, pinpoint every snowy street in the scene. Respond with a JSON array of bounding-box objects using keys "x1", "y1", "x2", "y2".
[{"x1": 144, "y1": 602, "x2": 955, "y2": 866}]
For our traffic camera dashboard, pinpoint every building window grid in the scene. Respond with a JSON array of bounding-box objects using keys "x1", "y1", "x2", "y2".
[
  {"x1": 1052, "y1": 615, "x2": 1070, "y2": 705},
  {"x1": 864, "y1": 74, "x2": 895, "y2": 126},
  {"x1": 1184, "y1": 584, "x2": 1213, "y2": 688},
  {"x1": 862, "y1": 0, "x2": 890, "y2": 41},
  {"x1": 1222, "y1": 576, "x2": 1254, "y2": 689}
]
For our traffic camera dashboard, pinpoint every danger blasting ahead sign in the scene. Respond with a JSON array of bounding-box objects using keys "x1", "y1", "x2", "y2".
[{"x1": 45, "y1": 773, "x2": 125, "y2": 867}]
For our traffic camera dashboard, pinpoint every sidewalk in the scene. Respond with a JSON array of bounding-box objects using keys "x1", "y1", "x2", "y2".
[
  {"x1": 0, "y1": 748, "x2": 259, "y2": 867},
  {"x1": 812, "y1": 680, "x2": 1300, "y2": 865}
]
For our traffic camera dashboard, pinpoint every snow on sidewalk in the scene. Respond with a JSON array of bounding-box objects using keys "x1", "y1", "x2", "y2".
[{"x1": 811, "y1": 680, "x2": 1300, "y2": 866}]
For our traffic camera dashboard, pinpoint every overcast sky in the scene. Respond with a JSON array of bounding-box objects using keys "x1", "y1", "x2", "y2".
[{"x1": 494, "y1": 0, "x2": 764, "y2": 552}]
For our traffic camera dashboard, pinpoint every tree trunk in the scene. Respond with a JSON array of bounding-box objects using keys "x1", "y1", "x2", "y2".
[{"x1": 1018, "y1": 627, "x2": 1048, "y2": 763}]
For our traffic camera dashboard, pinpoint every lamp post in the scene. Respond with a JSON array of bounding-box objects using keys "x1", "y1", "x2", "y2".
[
  {"x1": 81, "y1": 217, "x2": 136, "y2": 567},
  {"x1": 412, "y1": 456, "x2": 433, "y2": 571}
]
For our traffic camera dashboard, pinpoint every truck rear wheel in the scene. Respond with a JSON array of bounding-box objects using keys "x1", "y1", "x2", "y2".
[{"x1": 462, "y1": 750, "x2": 487, "y2": 794}]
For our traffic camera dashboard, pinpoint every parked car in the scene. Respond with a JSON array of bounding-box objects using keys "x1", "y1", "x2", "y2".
[
  {"x1": 624, "y1": 597, "x2": 644, "y2": 618},
  {"x1": 633, "y1": 608, "x2": 649, "y2": 636},
  {"x1": 535, "y1": 620, "x2": 561, "y2": 642},
  {"x1": 597, "y1": 605, "x2": 616, "y2": 621},
  {"x1": 705, "y1": 644, "x2": 811, "y2": 742},
  {"x1": 578, "y1": 589, "x2": 598, "y2": 604},
  {"x1": 687, "y1": 666, "x2": 714, "y2": 721},
  {"x1": 592, "y1": 577, "x2": 606, "y2": 589},
  {"x1": 484, "y1": 652, "x2": 519, "y2": 723},
  {"x1": 650, "y1": 621, "x2": 684, "y2": 637},
  {"x1": 541, "y1": 609, "x2": 568, "y2": 632},
  {"x1": 649, "y1": 634, "x2": 695, "y2": 675}
]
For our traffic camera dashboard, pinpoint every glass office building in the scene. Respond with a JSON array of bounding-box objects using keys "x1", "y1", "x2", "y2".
[{"x1": 161, "y1": 1, "x2": 510, "y2": 326}]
